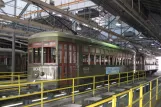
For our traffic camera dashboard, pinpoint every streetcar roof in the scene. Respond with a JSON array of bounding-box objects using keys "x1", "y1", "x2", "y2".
[{"x1": 29, "y1": 31, "x2": 124, "y2": 50}]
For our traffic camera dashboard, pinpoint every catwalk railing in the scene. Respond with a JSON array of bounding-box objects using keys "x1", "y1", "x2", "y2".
[
  {"x1": 0, "y1": 72, "x2": 27, "y2": 85},
  {"x1": 86, "y1": 75, "x2": 160, "y2": 107},
  {"x1": 0, "y1": 71, "x2": 145, "y2": 107}
]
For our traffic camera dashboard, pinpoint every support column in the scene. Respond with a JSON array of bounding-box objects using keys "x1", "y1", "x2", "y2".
[
  {"x1": 133, "y1": 52, "x2": 136, "y2": 73},
  {"x1": 11, "y1": 0, "x2": 17, "y2": 79}
]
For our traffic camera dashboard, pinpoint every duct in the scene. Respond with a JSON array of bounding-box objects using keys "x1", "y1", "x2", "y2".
[
  {"x1": 0, "y1": 33, "x2": 29, "y2": 40},
  {"x1": 0, "y1": 48, "x2": 26, "y2": 54},
  {"x1": 0, "y1": 26, "x2": 34, "y2": 35},
  {"x1": 0, "y1": 37, "x2": 27, "y2": 46}
]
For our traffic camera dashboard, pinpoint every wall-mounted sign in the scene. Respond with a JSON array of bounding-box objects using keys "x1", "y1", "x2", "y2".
[{"x1": 106, "y1": 67, "x2": 120, "y2": 74}]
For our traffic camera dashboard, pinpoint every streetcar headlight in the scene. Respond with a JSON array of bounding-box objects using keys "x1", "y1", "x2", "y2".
[
  {"x1": 33, "y1": 72, "x2": 39, "y2": 78},
  {"x1": 40, "y1": 72, "x2": 45, "y2": 76}
]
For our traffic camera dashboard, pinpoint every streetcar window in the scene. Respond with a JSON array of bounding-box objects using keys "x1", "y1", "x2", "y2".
[
  {"x1": 69, "y1": 45, "x2": 72, "y2": 63},
  {"x1": 101, "y1": 56, "x2": 105, "y2": 65},
  {"x1": 96, "y1": 55, "x2": 100, "y2": 64},
  {"x1": 73, "y1": 52, "x2": 77, "y2": 63},
  {"x1": 83, "y1": 54, "x2": 88, "y2": 64},
  {"x1": 105, "y1": 56, "x2": 109, "y2": 65},
  {"x1": 83, "y1": 46, "x2": 88, "y2": 53},
  {"x1": 110, "y1": 57, "x2": 113, "y2": 65},
  {"x1": 64, "y1": 51, "x2": 67, "y2": 63},
  {"x1": 29, "y1": 49, "x2": 32, "y2": 63},
  {"x1": 73, "y1": 46, "x2": 76, "y2": 63},
  {"x1": 0, "y1": 57, "x2": 5, "y2": 65},
  {"x1": 96, "y1": 48, "x2": 100, "y2": 54},
  {"x1": 33, "y1": 48, "x2": 41, "y2": 63},
  {"x1": 58, "y1": 44, "x2": 62, "y2": 63},
  {"x1": 90, "y1": 47, "x2": 95, "y2": 53},
  {"x1": 51, "y1": 48, "x2": 56, "y2": 63},
  {"x1": 90, "y1": 55, "x2": 94, "y2": 65},
  {"x1": 58, "y1": 50, "x2": 62, "y2": 63},
  {"x1": 69, "y1": 53, "x2": 72, "y2": 63},
  {"x1": 43, "y1": 47, "x2": 56, "y2": 63}
]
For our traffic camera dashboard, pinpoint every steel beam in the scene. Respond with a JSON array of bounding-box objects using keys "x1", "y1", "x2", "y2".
[
  {"x1": 25, "y1": 0, "x2": 128, "y2": 40},
  {"x1": 0, "y1": 8, "x2": 8, "y2": 15},
  {"x1": 18, "y1": 2, "x2": 30, "y2": 18},
  {"x1": 0, "y1": 14, "x2": 54, "y2": 30}
]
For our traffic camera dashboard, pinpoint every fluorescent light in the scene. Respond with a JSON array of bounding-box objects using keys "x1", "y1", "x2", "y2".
[
  {"x1": 151, "y1": 43, "x2": 154, "y2": 46},
  {"x1": 139, "y1": 36, "x2": 143, "y2": 39},
  {"x1": 93, "y1": 27, "x2": 98, "y2": 31},
  {"x1": 116, "y1": 22, "x2": 121, "y2": 26},
  {"x1": 2, "y1": 102, "x2": 23, "y2": 107},
  {"x1": 83, "y1": 23, "x2": 88, "y2": 27},
  {"x1": 109, "y1": 39, "x2": 113, "y2": 42},
  {"x1": 57, "y1": 14, "x2": 62, "y2": 17},
  {"x1": 158, "y1": 48, "x2": 161, "y2": 49},
  {"x1": 76, "y1": 25, "x2": 82, "y2": 30}
]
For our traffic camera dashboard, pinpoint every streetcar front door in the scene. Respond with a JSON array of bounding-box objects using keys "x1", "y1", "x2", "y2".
[{"x1": 59, "y1": 42, "x2": 77, "y2": 85}]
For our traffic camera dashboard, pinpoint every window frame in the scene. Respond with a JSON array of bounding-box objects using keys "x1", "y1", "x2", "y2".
[
  {"x1": 28, "y1": 42, "x2": 43, "y2": 65},
  {"x1": 43, "y1": 41, "x2": 57, "y2": 64}
]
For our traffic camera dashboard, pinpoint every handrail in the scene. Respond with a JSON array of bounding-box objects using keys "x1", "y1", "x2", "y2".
[
  {"x1": 86, "y1": 75, "x2": 160, "y2": 107},
  {"x1": 0, "y1": 70, "x2": 146, "y2": 107}
]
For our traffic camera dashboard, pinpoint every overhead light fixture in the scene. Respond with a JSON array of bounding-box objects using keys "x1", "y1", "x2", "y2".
[
  {"x1": 57, "y1": 14, "x2": 62, "y2": 17},
  {"x1": 151, "y1": 43, "x2": 154, "y2": 46},
  {"x1": 93, "y1": 27, "x2": 98, "y2": 31},
  {"x1": 0, "y1": 0, "x2": 4, "y2": 8},
  {"x1": 139, "y1": 36, "x2": 143, "y2": 39},
  {"x1": 82, "y1": 23, "x2": 88, "y2": 27},
  {"x1": 139, "y1": 48, "x2": 142, "y2": 50},
  {"x1": 116, "y1": 21, "x2": 121, "y2": 26},
  {"x1": 109, "y1": 39, "x2": 113, "y2": 42},
  {"x1": 158, "y1": 47, "x2": 161, "y2": 50},
  {"x1": 76, "y1": 24, "x2": 82, "y2": 31}
]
